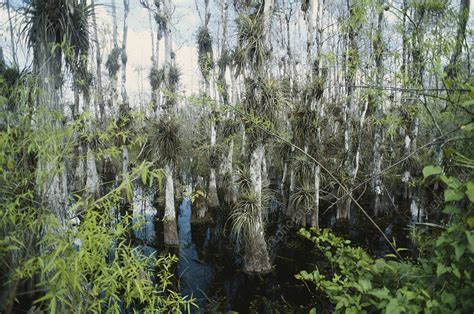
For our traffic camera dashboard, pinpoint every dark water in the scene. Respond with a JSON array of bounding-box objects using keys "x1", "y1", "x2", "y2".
[{"x1": 132, "y1": 187, "x2": 414, "y2": 312}]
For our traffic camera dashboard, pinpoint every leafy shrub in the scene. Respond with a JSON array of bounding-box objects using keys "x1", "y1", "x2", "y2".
[{"x1": 296, "y1": 169, "x2": 474, "y2": 313}]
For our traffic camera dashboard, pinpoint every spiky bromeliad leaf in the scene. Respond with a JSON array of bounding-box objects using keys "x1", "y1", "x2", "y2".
[
  {"x1": 291, "y1": 105, "x2": 318, "y2": 147},
  {"x1": 149, "y1": 66, "x2": 165, "y2": 90},
  {"x1": 168, "y1": 65, "x2": 181, "y2": 90},
  {"x1": 196, "y1": 26, "x2": 214, "y2": 80},
  {"x1": 243, "y1": 77, "x2": 288, "y2": 142},
  {"x1": 234, "y1": 13, "x2": 267, "y2": 75},
  {"x1": 292, "y1": 154, "x2": 314, "y2": 182},
  {"x1": 289, "y1": 180, "x2": 315, "y2": 214},
  {"x1": 106, "y1": 47, "x2": 122, "y2": 77},
  {"x1": 21, "y1": 0, "x2": 95, "y2": 79},
  {"x1": 153, "y1": 117, "x2": 182, "y2": 164},
  {"x1": 221, "y1": 118, "x2": 240, "y2": 138},
  {"x1": 229, "y1": 190, "x2": 260, "y2": 244},
  {"x1": 235, "y1": 166, "x2": 252, "y2": 192}
]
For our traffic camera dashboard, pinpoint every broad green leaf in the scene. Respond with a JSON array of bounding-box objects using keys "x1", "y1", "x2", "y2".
[
  {"x1": 440, "y1": 176, "x2": 462, "y2": 190},
  {"x1": 436, "y1": 263, "x2": 450, "y2": 276},
  {"x1": 465, "y1": 182, "x2": 474, "y2": 203},
  {"x1": 422, "y1": 165, "x2": 442, "y2": 178},
  {"x1": 386, "y1": 298, "x2": 402, "y2": 314},
  {"x1": 444, "y1": 189, "x2": 464, "y2": 202},
  {"x1": 466, "y1": 231, "x2": 474, "y2": 253},
  {"x1": 442, "y1": 205, "x2": 460, "y2": 214},
  {"x1": 369, "y1": 287, "x2": 390, "y2": 299},
  {"x1": 467, "y1": 217, "x2": 474, "y2": 229}
]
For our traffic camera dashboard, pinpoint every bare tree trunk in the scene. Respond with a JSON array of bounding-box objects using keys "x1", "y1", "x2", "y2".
[
  {"x1": 372, "y1": 2, "x2": 384, "y2": 215},
  {"x1": 164, "y1": 162, "x2": 179, "y2": 246},
  {"x1": 6, "y1": 0, "x2": 17, "y2": 66},
  {"x1": 208, "y1": 118, "x2": 220, "y2": 208},
  {"x1": 121, "y1": 0, "x2": 130, "y2": 107},
  {"x1": 446, "y1": 0, "x2": 470, "y2": 79},
  {"x1": 337, "y1": 0, "x2": 361, "y2": 220},
  {"x1": 109, "y1": 0, "x2": 119, "y2": 118},
  {"x1": 91, "y1": 0, "x2": 105, "y2": 127},
  {"x1": 244, "y1": 143, "x2": 271, "y2": 273}
]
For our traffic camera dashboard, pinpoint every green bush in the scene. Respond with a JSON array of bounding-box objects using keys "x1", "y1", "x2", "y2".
[{"x1": 296, "y1": 170, "x2": 474, "y2": 313}]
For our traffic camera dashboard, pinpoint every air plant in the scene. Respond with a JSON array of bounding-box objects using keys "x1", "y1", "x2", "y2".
[
  {"x1": 234, "y1": 13, "x2": 267, "y2": 76},
  {"x1": 289, "y1": 180, "x2": 315, "y2": 216},
  {"x1": 149, "y1": 66, "x2": 165, "y2": 90},
  {"x1": 152, "y1": 117, "x2": 182, "y2": 164},
  {"x1": 229, "y1": 186, "x2": 272, "y2": 245},
  {"x1": 106, "y1": 47, "x2": 122, "y2": 78},
  {"x1": 229, "y1": 190, "x2": 260, "y2": 244},
  {"x1": 196, "y1": 26, "x2": 214, "y2": 80}
]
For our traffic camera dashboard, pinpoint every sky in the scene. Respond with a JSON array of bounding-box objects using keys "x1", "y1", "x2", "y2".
[
  {"x1": 0, "y1": 0, "x2": 207, "y2": 107},
  {"x1": 1, "y1": 0, "x2": 474, "y2": 107}
]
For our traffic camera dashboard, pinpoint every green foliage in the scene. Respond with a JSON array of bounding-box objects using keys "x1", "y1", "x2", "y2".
[
  {"x1": 243, "y1": 78, "x2": 288, "y2": 142},
  {"x1": 234, "y1": 14, "x2": 267, "y2": 75},
  {"x1": 154, "y1": 117, "x2": 182, "y2": 164},
  {"x1": 149, "y1": 66, "x2": 165, "y2": 90},
  {"x1": 0, "y1": 72, "x2": 192, "y2": 312},
  {"x1": 296, "y1": 171, "x2": 474, "y2": 313},
  {"x1": 21, "y1": 0, "x2": 94, "y2": 57},
  {"x1": 106, "y1": 47, "x2": 122, "y2": 77},
  {"x1": 196, "y1": 26, "x2": 214, "y2": 80}
]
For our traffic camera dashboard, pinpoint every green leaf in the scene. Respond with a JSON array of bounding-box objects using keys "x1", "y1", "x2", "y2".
[
  {"x1": 436, "y1": 263, "x2": 450, "y2": 276},
  {"x1": 386, "y1": 298, "x2": 401, "y2": 314},
  {"x1": 358, "y1": 279, "x2": 372, "y2": 291},
  {"x1": 369, "y1": 287, "x2": 390, "y2": 299},
  {"x1": 440, "y1": 176, "x2": 462, "y2": 190},
  {"x1": 465, "y1": 182, "x2": 474, "y2": 203},
  {"x1": 454, "y1": 244, "x2": 466, "y2": 261},
  {"x1": 444, "y1": 189, "x2": 464, "y2": 202},
  {"x1": 467, "y1": 217, "x2": 474, "y2": 228},
  {"x1": 422, "y1": 165, "x2": 442, "y2": 178},
  {"x1": 466, "y1": 231, "x2": 474, "y2": 253},
  {"x1": 442, "y1": 205, "x2": 460, "y2": 214},
  {"x1": 462, "y1": 99, "x2": 474, "y2": 107}
]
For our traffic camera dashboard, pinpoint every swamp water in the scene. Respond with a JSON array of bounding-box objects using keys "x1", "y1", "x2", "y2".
[{"x1": 131, "y1": 186, "x2": 415, "y2": 313}]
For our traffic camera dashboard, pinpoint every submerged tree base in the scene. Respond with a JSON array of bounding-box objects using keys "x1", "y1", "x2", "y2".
[
  {"x1": 243, "y1": 237, "x2": 272, "y2": 274},
  {"x1": 164, "y1": 219, "x2": 179, "y2": 246}
]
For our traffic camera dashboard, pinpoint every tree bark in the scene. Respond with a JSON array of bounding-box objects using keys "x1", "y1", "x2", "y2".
[
  {"x1": 164, "y1": 162, "x2": 179, "y2": 246},
  {"x1": 244, "y1": 143, "x2": 271, "y2": 273}
]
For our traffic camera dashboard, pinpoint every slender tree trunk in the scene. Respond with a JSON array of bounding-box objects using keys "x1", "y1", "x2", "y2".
[
  {"x1": 110, "y1": 0, "x2": 119, "y2": 118},
  {"x1": 121, "y1": 0, "x2": 130, "y2": 107},
  {"x1": 244, "y1": 143, "x2": 271, "y2": 273},
  {"x1": 164, "y1": 162, "x2": 179, "y2": 246},
  {"x1": 208, "y1": 118, "x2": 220, "y2": 208},
  {"x1": 161, "y1": 0, "x2": 179, "y2": 245},
  {"x1": 337, "y1": 0, "x2": 360, "y2": 220},
  {"x1": 446, "y1": 0, "x2": 470, "y2": 79},
  {"x1": 6, "y1": 0, "x2": 17, "y2": 66},
  {"x1": 372, "y1": 2, "x2": 384, "y2": 215},
  {"x1": 91, "y1": 0, "x2": 105, "y2": 127}
]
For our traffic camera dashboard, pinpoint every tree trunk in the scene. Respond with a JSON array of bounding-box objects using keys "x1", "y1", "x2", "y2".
[
  {"x1": 91, "y1": 0, "x2": 105, "y2": 127},
  {"x1": 244, "y1": 143, "x2": 271, "y2": 273},
  {"x1": 208, "y1": 118, "x2": 220, "y2": 208},
  {"x1": 6, "y1": 0, "x2": 17, "y2": 66},
  {"x1": 121, "y1": 0, "x2": 130, "y2": 107},
  {"x1": 164, "y1": 162, "x2": 179, "y2": 246},
  {"x1": 110, "y1": 0, "x2": 119, "y2": 118},
  {"x1": 372, "y1": 2, "x2": 384, "y2": 215},
  {"x1": 35, "y1": 28, "x2": 68, "y2": 224}
]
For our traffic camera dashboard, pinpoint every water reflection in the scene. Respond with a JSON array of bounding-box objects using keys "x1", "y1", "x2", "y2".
[{"x1": 177, "y1": 189, "x2": 214, "y2": 311}]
